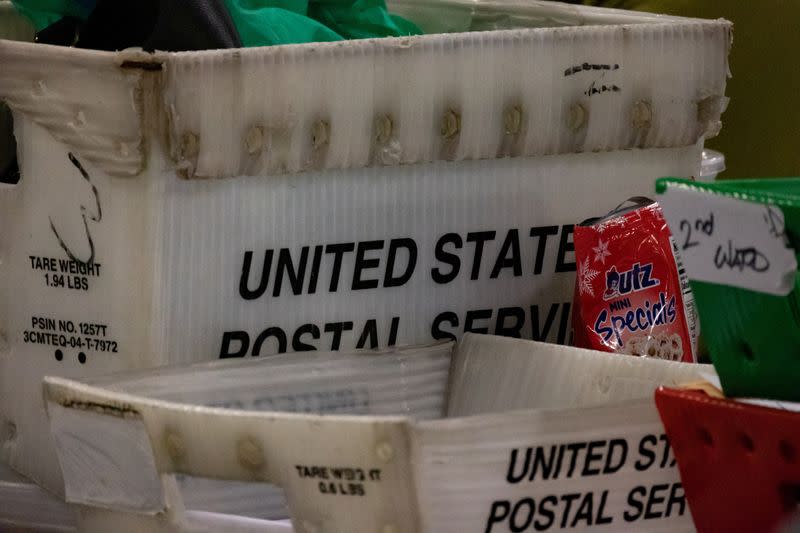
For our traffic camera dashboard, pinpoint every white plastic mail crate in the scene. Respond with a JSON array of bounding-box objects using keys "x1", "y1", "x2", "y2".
[
  {"x1": 44, "y1": 334, "x2": 709, "y2": 532},
  {"x1": 0, "y1": 0, "x2": 730, "y2": 496}
]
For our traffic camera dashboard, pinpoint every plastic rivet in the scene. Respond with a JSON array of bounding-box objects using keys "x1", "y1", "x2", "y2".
[
  {"x1": 312, "y1": 120, "x2": 330, "y2": 148},
  {"x1": 164, "y1": 431, "x2": 185, "y2": 461},
  {"x1": 632, "y1": 100, "x2": 652, "y2": 130},
  {"x1": 245, "y1": 126, "x2": 264, "y2": 155},
  {"x1": 69, "y1": 111, "x2": 86, "y2": 130},
  {"x1": 567, "y1": 103, "x2": 586, "y2": 131},
  {"x1": 504, "y1": 106, "x2": 523, "y2": 135},
  {"x1": 3, "y1": 421, "x2": 16, "y2": 442},
  {"x1": 440, "y1": 109, "x2": 461, "y2": 139},
  {"x1": 237, "y1": 437, "x2": 265, "y2": 471},
  {"x1": 182, "y1": 132, "x2": 199, "y2": 158},
  {"x1": 375, "y1": 115, "x2": 393, "y2": 144},
  {"x1": 117, "y1": 142, "x2": 131, "y2": 158},
  {"x1": 32, "y1": 80, "x2": 46, "y2": 96},
  {"x1": 375, "y1": 441, "x2": 394, "y2": 463}
]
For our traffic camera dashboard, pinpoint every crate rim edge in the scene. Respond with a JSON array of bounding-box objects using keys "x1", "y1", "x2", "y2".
[{"x1": 0, "y1": 17, "x2": 731, "y2": 180}]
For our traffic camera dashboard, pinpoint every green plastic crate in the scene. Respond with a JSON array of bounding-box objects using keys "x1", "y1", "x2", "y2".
[{"x1": 656, "y1": 177, "x2": 800, "y2": 401}]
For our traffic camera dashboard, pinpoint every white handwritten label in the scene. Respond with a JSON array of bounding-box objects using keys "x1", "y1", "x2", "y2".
[{"x1": 657, "y1": 184, "x2": 797, "y2": 296}]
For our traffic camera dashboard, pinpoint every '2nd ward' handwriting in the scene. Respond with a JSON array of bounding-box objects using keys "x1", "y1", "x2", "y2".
[
  {"x1": 713, "y1": 240, "x2": 770, "y2": 273},
  {"x1": 677, "y1": 211, "x2": 771, "y2": 274}
]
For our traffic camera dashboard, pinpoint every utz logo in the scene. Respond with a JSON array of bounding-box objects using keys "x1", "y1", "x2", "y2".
[{"x1": 603, "y1": 263, "x2": 660, "y2": 300}]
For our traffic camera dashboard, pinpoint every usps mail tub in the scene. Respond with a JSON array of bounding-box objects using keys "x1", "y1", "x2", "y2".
[
  {"x1": 44, "y1": 334, "x2": 708, "y2": 532},
  {"x1": 0, "y1": 1, "x2": 730, "y2": 492}
]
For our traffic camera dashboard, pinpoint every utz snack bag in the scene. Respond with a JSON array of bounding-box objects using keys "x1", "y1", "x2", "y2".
[{"x1": 572, "y1": 197, "x2": 698, "y2": 362}]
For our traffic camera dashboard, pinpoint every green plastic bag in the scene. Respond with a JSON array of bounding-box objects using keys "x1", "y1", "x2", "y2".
[
  {"x1": 11, "y1": 0, "x2": 93, "y2": 31},
  {"x1": 224, "y1": 0, "x2": 420, "y2": 47},
  {"x1": 308, "y1": 0, "x2": 421, "y2": 41},
  {"x1": 14, "y1": 0, "x2": 421, "y2": 47},
  {"x1": 656, "y1": 177, "x2": 800, "y2": 402},
  {"x1": 224, "y1": 0, "x2": 340, "y2": 46}
]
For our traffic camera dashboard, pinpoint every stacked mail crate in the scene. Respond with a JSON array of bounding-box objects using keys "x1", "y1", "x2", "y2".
[{"x1": 0, "y1": 0, "x2": 731, "y2": 530}]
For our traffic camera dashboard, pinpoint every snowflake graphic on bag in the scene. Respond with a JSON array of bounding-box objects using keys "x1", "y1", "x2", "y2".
[
  {"x1": 592, "y1": 239, "x2": 611, "y2": 264},
  {"x1": 577, "y1": 260, "x2": 600, "y2": 296}
]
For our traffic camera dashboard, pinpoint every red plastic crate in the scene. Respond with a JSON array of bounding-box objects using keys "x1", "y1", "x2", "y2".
[{"x1": 655, "y1": 387, "x2": 800, "y2": 533}]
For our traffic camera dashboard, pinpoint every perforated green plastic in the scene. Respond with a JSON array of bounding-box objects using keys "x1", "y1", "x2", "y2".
[{"x1": 656, "y1": 177, "x2": 800, "y2": 401}]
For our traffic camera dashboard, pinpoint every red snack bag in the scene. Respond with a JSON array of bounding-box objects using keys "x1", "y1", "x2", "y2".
[{"x1": 572, "y1": 198, "x2": 698, "y2": 362}]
